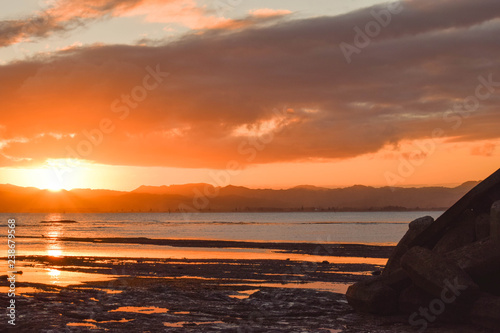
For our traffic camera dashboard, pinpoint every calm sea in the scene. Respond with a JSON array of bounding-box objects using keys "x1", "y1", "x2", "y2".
[
  {"x1": 2, "y1": 211, "x2": 449, "y2": 291},
  {"x1": 1, "y1": 211, "x2": 443, "y2": 258}
]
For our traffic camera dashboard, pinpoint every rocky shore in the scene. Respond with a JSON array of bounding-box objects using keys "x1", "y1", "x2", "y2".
[
  {"x1": 0, "y1": 247, "x2": 488, "y2": 332},
  {"x1": 347, "y1": 168, "x2": 500, "y2": 331}
]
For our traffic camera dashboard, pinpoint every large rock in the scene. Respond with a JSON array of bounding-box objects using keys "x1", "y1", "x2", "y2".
[
  {"x1": 475, "y1": 213, "x2": 491, "y2": 240},
  {"x1": 346, "y1": 269, "x2": 410, "y2": 315},
  {"x1": 468, "y1": 294, "x2": 500, "y2": 330},
  {"x1": 474, "y1": 269, "x2": 500, "y2": 296},
  {"x1": 491, "y1": 200, "x2": 500, "y2": 241},
  {"x1": 399, "y1": 284, "x2": 471, "y2": 323},
  {"x1": 382, "y1": 216, "x2": 434, "y2": 276},
  {"x1": 347, "y1": 168, "x2": 500, "y2": 331},
  {"x1": 400, "y1": 246, "x2": 479, "y2": 300},
  {"x1": 433, "y1": 209, "x2": 476, "y2": 254},
  {"x1": 408, "y1": 168, "x2": 500, "y2": 249},
  {"x1": 445, "y1": 238, "x2": 500, "y2": 279},
  {"x1": 398, "y1": 283, "x2": 434, "y2": 314},
  {"x1": 346, "y1": 277, "x2": 399, "y2": 315}
]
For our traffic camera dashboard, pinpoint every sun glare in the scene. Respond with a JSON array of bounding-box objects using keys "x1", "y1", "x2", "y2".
[
  {"x1": 34, "y1": 163, "x2": 71, "y2": 191},
  {"x1": 47, "y1": 249, "x2": 63, "y2": 257},
  {"x1": 3, "y1": 158, "x2": 88, "y2": 191},
  {"x1": 46, "y1": 181, "x2": 64, "y2": 192}
]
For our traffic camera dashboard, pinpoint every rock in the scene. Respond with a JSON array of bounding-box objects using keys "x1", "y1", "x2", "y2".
[
  {"x1": 400, "y1": 246, "x2": 479, "y2": 300},
  {"x1": 473, "y1": 269, "x2": 500, "y2": 296},
  {"x1": 468, "y1": 294, "x2": 500, "y2": 330},
  {"x1": 381, "y1": 268, "x2": 412, "y2": 291},
  {"x1": 382, "y1": 216, "x2": 434, "y2": 276},
  {"x1": 409, "y1": 216, "x2": 435, "y2": 231},
  {"x1": 398, "y1": 283, "x2": 434, "y2": 314},
  {"x1": 433, "y1": 209, "x2": 476, "y2": 254},
  {"x1": 491, "y1": 200, "x2": 500, "y2": 241},
  {"x1": 346, "y1": 268, "x2": 410, "y2": 314},
  {"x1": 474, "y1": 213, "x2": 490, "y2": 240},
  {"x1": 346, "y1": 277, "x2": 399, "y2": 315},
  {"x1": 408, "y1": 168, "x2": 500, "y2": 249},
  {"x1": 347, "y1": 169, "x2": 500, "y2": 332},
  {"x1": 445, "y1": 238, "x2": 500, "y2": 279}
]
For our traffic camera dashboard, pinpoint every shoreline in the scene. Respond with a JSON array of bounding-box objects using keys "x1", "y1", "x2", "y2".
[
  {"x1": 1, "y1": 252, "x2": 379, "y2": 331},
  {"x1": 3, "y1": 217, "x2": 484, "y2": 332},
  {"x1": 1, "y1": 252, "x2": 486, "y2": 332},
  {"x1": 16, "y1": 237, "x2": 395, "y2": 258}
]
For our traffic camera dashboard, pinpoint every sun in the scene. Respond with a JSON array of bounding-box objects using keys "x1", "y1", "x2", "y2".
[
  {"x1": 4, "y1": 158, "x2": 87, "y2": 191},
  {"x1": 46, "y1": 181, "x2": 64, "y2": 192},
  {"x1": 35, "y1": 162, "x2": 71, "y2": 191},
  {"x1": 41, "y1": 159, "x2": 83, "y2": 191}
]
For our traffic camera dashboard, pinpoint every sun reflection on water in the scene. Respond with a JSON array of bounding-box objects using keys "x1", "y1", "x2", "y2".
[
  {"x1": 43, "y1": 215, "x2": 66, "y2": 257},
  {"x1": 47, "y1": 249, "x2": 62, "y2": 257},
  {"x1": 48, "y1": 268, "x2": 61, "y2": 284}
]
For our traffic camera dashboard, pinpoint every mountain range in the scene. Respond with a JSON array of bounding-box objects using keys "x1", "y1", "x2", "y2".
[{"x1": 0, "y1": 181, "x2": 480, "y2": 213}]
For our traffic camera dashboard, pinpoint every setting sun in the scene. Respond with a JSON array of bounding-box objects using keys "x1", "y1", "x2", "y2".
[{"x1": 0, "y1": 158, "x2": 89, "y2": 191}]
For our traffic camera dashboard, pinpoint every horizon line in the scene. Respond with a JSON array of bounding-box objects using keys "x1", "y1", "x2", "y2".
[{"x1": 0, "y1": 180, "x2": 480, "y2": 193}]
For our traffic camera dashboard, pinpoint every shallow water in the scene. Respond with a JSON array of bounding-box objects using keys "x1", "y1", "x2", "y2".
[
  {"x1": 0, "y1": 262, "x2": 117, "y2": 286},
  {"x1": 0, "y1": 211, "x2": 442, "y2": 266}
]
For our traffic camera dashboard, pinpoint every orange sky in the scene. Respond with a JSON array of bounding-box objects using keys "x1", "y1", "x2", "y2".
[{"x1": 0, "y1": 0, "x2": 499, "y2": 191}]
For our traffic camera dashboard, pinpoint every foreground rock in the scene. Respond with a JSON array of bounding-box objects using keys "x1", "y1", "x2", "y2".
[{"x1": 347, "y1": 168, "x2": 500, "y2": 330}]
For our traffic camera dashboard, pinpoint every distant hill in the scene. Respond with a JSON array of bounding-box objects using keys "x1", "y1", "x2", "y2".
[{"x1": 0, "y1": 181, "x2": 480, "y2": 213}]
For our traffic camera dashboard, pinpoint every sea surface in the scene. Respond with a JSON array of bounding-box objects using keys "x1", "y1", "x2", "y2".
[
  {"x1": 1, "y1": 211, "x2": 443, "y2": 258},
  {"x1": 0, "y1": 211, "x2": 445, "y2": 289}
]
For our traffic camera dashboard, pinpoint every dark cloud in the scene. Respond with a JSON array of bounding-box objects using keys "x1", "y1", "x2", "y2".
[
  {"x1": 0, "y1": 0, "x2": 287, "y2": 47},
  {"x1": 0, "y1": 0, "x2": 145, "y2": 47},
  {"x1": 0, "y1": 0, "x2": 500, "y2": 167}
]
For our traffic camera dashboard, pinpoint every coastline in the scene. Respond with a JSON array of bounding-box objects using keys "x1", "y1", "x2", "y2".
[
  {"x1": 0, "y1": 242, "x2": 488, "y2": 332},
  {"x1": 16, "y1": 236, "x2": 396, "y2": 258}
]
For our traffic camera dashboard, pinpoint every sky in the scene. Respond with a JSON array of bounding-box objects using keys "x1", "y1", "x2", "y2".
[{"x1": 0, "y1": 0, "x2": 499, "y2": 191}]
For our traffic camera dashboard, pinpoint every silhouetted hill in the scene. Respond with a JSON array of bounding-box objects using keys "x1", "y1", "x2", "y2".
[
  {"x1": 0, "y1": 181, "x2": 480, "y2": 213},
  {"x1": 132, "y1": 184, "x2": 216, "y2": 196}
]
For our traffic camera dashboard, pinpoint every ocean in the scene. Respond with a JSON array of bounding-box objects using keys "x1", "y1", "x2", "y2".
[{"x1": 2, "y1": 211, "x2": 443, "y2": 258}]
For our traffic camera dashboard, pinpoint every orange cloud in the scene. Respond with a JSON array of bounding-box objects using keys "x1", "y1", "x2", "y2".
[
  {"x1": 1, "y1": 0, "x2": 500, "y2": 169},
  {"x1": 249, "y1": 8, "x2": 292, "y2": 18},
  {"x1": 0, "y1": 0, "x2": 248, "y2": 47},
  {"x1": 470, "y1": 141, "x2": 497, "y2": 157},
  {"x1": 121, "y1": 0, "x2": 235, "y2": 29}
]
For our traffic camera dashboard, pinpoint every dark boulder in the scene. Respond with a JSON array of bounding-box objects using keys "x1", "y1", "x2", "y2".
[{"x1": 346, "y1": 168, "x2": 500, "y2": 330}]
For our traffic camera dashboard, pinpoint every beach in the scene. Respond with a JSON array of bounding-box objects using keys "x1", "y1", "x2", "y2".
[
  {"x1": 0, "y1": 212, "x2": 490, "y2": 332},
  {"x1": 3, "y1": 237, "x2": 384, "y2": 332},
  {"x1": 0, "y1": 236, "x2": 490, "y2": 332}
]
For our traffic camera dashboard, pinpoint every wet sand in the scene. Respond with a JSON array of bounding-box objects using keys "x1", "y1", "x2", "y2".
[{"x1": 0, "y1": 241, "x2": 489, "y2": 332}]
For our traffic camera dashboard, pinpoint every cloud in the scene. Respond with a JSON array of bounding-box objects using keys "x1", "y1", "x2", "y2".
[
  {"x1": 0, "y1": 0, "x2": 250, "y2": 47},
  {"x1": 249, "y1": 8, "x2": 292, "y2": 18},
  {"x1": 470, "y1": 141, "x2": 497, "y2": 157},
  {"x1": 0, "y1": 0, "x2": 140, "y2": 47},
  {"x1": 0, "y1": 0, "x2": 500, "y2": 168}
]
